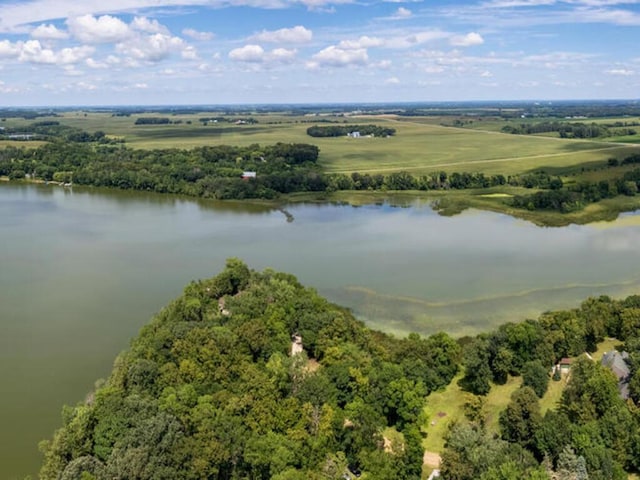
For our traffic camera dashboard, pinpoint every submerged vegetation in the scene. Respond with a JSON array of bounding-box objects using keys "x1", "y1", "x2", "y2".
[{"x1": 40, "y1": 261, "x2": 640, "y2": 479}]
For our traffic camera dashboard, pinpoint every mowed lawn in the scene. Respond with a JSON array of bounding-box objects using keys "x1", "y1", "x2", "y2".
[{"x1": 422, "y1": 374, "x2": 522, "y2": 454}]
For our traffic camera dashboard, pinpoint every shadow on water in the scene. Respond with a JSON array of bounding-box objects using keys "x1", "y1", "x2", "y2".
[{"x1": 48, "y1": 183, "x2": 279, "y2": 217}]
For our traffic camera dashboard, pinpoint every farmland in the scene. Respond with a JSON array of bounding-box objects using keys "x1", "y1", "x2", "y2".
[
  {"x1": 3, "y1": 108, "x2": 640, "y2": 175},
  {"x1": 2, "y1": 105, "x2": 640, "y2": 225}
]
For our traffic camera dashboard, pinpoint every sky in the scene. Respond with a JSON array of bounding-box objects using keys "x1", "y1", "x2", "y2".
[{"x1": 0, "y1": 0, "x2": 638, "y2": 105}]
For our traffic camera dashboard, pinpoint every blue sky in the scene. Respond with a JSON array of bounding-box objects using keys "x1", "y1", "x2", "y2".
[{"x1": 0, "y1": 0, "x2": 638, "y2": 105}]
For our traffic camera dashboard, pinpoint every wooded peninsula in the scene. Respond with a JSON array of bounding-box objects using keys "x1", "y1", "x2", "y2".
[{"x1": 40, "y1": 260, "x2": 640, "y2": 479}]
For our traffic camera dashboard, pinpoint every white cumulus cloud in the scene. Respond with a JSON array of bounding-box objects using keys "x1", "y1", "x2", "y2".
[
  {"x1": 450, "y1": 32, "x2": 484, "y2": 47},
  {"x1": 117, "y1": 33, "x2": 186, "y2": 62},
  {"x1": 251, "y1": 26, "x2": 312, "y2": 44},
  {"x1": 229, "y1": 44, "x2": 298, "y2": 65},
  {"x1": 86, "y1": 57, "x2": 108, "y2": 68},
  {"x1": 131, "y1": 17, "x2": 168, "y2": 34},
  {"x1": 67, "y1": 14, "x2": 131, "y2": 44},
  {"x1": 31, "y1": 24, "x2": 68, "y2": 40},
  {"x1": 338, "y1": 36, "x2": 384, "y2": 49},
  {"x1": 310, "y1": 45, "x2": 368, "y2": 67},
  {"x1": 386, "y1": 30, "x2": 450, "y2": 49},
  {"x1": 17, "y1": 40, "x2": 94, "y2": 64},
  {"x1": 229, "y1": 44, "x2": 265, "y2": 62},
  {"x1": 182, "y1": 45, "x2": 198, "y2": 59},
  {"x1": 270, "y1": 47, "x2": 297, "y2": 63},
  {"x1": 0, "y1": 40, "x2": 20, "y2": 57}
]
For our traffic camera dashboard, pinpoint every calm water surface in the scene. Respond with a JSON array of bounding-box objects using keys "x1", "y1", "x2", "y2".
[{"x1": 3, "y1": 183, "x2": 640, "y2": 479}]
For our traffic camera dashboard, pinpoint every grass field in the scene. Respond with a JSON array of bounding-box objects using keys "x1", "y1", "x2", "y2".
[
  {"x1": 6, "y1": 111, "x2": 640, "y2": 179},
  {"x1": 313, "y1": 117, "x2": 637, "y2": 176},
  {"x1": 423, "y1": 374, "x2": 522, "y2": 454}
]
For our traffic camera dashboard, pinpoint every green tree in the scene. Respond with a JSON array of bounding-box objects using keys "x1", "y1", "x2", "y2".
[
  {"x1": 561, "y1": 357, "x2": 620, "y2": 423},
  {"x1": 522, "y1": 360, "x2": 550, "y2": 398},
  {"x1": 499, "y1": 387, "x2": 542, "y2": 449},
  {"x1": 556, "y1": 446, "x2": 589, "y2": 480},
  {"x1": 460, "y1": 338, "x2": 492, "y2": 395},
  {"x1": 535, "y1": 410, "x2": 572, "y2": 462},
  {"x1": 441, "y1": 421, "x2": 509, "y2": 480}
]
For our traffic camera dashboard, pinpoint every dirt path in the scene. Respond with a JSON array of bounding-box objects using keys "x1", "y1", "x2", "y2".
[{"x1": 423, "y1": 451, "x2": 442, "y2": 468}]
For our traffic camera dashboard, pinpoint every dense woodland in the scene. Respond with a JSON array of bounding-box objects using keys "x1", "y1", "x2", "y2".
[
  {"x1": 40, "y1": 261, "x2": 640, "y2": 479},
  {"x1": 40, "y1": 260, "x2": 455, "y2": 480},
  {"x1": 0, "y1": 140, "x2": 322, "y2": 199}
]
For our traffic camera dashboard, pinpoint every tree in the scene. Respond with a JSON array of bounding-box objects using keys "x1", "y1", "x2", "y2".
[
  {"x1": 499, "y1": 387, "x2": 542, "y2": 449},
  {"x1": 555, "y1": 446, "x2": 589, "y2": 480},
  {"x1": 460, "y1": 338, "x2": 492, "y2": 396},
  {"x1": 535, "y1": 410, "x2": 572, "y2": 462},
  {"x1": 522, "y1": 360, "x2": 550, "y2": 398},
  {"x1": 441, "y1": 421, "x2": 509, "y2": 480},
  {"x1": 8, "y1": 169, "x2": 25, "y2": 180},
  {"x1": 491, "y1": 347, "x2": 514, "y2": 385},
  {"x1": 561, "y1": 357, "x2": 620, "y2": 423},
  {"x1": 479, "y1": 461, "x2": 550, "y2": 480},
  {"x1": 384, "y1": 171, "x2": 417, "y2": 191}
]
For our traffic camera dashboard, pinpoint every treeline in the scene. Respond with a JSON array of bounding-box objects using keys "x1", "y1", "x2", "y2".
[
  {"x1": 40, "y1": 259, "x2": 461, "y2": 480},
  {"x1": 446, "y1": 293, "x2": 640, "y2": 479},
  {"x1": 0, "y1": 110, "x2": 60, "y2": 120},
  {"x1": 608, "y1": 153, "x2": 640, "y2": 167},
  {"x1": 306, "y1": 124, "x2": 396, "y2": 138},
  {"x1": 0, "y1": 121, "x2": 113, "y2": 144},
  {"x1": 501, "y1": 121, "x2": 637, "y2": 138},
  {"x1": 199, "y1": 117, "x2": 257, "y2": 124},
  {"x1": 134, "y1": 117, "x2": 176, "y2": 125}
]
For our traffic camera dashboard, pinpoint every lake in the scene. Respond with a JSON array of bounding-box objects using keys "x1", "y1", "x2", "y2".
[{"x1": 3, "y1": 182, "x2": 640, "y2": 479}]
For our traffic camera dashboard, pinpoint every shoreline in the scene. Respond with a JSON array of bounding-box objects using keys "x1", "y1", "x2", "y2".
[{"x1": 3, "y1": 176, "x2": 640, "y2": 227}]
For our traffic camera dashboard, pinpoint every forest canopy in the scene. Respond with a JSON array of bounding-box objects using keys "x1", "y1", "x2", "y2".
[
  {"x1": 40, "y1": 260, "x2": 455, "y2": 480},
  {"x1": 39, "y1": 261, "x2": 640, "y2": 479}
]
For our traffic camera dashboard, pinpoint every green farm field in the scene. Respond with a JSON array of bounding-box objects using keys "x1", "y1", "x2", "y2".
[
  {"x1": 14, "y1": 111, "x2": 640, "y2": 178},
  {"x1": 314, "y1": 120, "x2": 636, "y2": 176}
]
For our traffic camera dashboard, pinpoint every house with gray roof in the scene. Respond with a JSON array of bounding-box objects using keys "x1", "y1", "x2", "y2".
[{"x1": 601, "y1": 351, "x2": 631, "y2": 399}]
